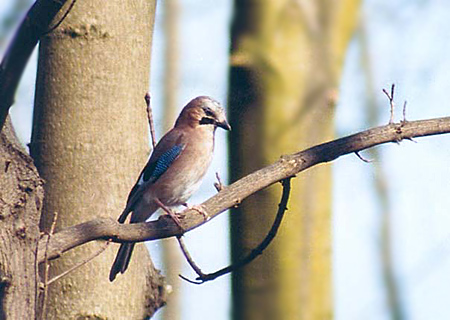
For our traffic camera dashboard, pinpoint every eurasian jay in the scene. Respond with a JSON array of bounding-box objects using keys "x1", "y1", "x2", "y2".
[{"x1": 109, "y1": 96, "x2": 230, "y2": 281}]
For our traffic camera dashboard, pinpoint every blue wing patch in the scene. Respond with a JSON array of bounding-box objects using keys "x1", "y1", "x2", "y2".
[{"x1": 143, "y1": 144, "x2": 184, "y2": 183}]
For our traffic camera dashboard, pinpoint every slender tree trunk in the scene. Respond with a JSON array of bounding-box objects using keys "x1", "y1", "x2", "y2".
[
  {"x1": 30, "y1": 1, "x2": 166, "y2": 318},
  {"x1": 161, "y1": 0, "x2": 182, "y2": 319},
  {"x1": 228, "y1": 1, "x2": 360, "y2": 319}
]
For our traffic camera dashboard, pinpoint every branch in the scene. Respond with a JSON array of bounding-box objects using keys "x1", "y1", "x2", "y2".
[
  {"x1": 0, "y1": 0, "x2": 70, "y2": 130},
  {"x1": 383, "y1": 84, "x2": 396, "y2": 124},
  {"x1": 37, "y1": 116, "x2": 450, "y2": 263},
  {"x1": 179, "y1": 177, "x2": 292, "y2": 284},
  {"x1": 145, "y1": 93, "x2": 157, "y2": 149}
]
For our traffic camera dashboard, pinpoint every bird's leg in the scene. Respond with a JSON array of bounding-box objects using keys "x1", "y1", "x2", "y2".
[
  {"x1": 182, "y1": 203, "x2": 209, "y2": 221},
  {"x1": 155, "y1": 198, "x2": 184, "y2": 230}
]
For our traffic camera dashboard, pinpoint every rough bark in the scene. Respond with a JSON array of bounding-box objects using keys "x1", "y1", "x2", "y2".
[
  {"x1": 0, "y1": 118, "x2": 43, "y2": 319},
  {"x1": 29, "y1": 0, "x2": 166, "y2": 318},
  {"x1": 228, "y1": 0, "x2": 360, "y2": 319}
]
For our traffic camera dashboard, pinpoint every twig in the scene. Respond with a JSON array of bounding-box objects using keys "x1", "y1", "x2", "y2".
[
  {"x1": 177, "y1": 236, "x2": 205, "y2": 284},
  {"x1": 214, "y1": 172, "x2": 224, "y2": 192},
  {"x1": 40, "y1": 212, "x2": 58, "y2": 319},
  {"x1": 401, "y1": 101, "x2": 416, "y2": 143},
  {"x1": 402, "y1": 101, "x2": 408, "y2": 123},
  {"x1": 355, "y1": 151, "x2": 372, "y2": 163},
  {"x1": 178, "y1": 178, "x2": 292, "y2": 284},
  {"x1": 46, "y1": 241, "x2": 110, "y2": 286},
  {"x1": 382, "y1": 84, "x2": 395, "y2": 124},
  {"x1": 145, "y1": 93, "x2": 157, "y2": 149}
]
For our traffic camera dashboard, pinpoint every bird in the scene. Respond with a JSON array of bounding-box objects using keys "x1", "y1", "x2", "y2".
[{"x1": 109, "y1": 96, "x2": 230, "y2": 282}]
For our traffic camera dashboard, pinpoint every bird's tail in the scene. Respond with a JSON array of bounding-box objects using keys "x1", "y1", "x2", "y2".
[{"x1": 109, "y1": 242, "x2": 135, "y2": 282}]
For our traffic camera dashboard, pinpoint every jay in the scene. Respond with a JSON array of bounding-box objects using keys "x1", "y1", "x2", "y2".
[{"x1": 109, "y1": 96, "x2": 230, "y2": 281}]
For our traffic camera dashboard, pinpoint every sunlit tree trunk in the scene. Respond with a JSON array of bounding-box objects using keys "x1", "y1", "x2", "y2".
[
  {"x1": 161, "y1": 0, "x2": 182, "y2": 319},
  {"x1": 228, "y1": 1, "x2": 360, "y2": 319},
  {"x1": 30, "y1": 1, "x2": 165, "y2": 318}
]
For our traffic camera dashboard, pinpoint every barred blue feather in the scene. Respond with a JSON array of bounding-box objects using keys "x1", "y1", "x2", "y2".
[{"x1": 143, "y1": 144, "x2": 184, "y2": 183}]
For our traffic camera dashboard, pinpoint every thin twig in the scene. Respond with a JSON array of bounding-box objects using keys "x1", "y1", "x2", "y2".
[
  {"x1": 177, "y1": 236, "x2": 205, "y2": 281},
  {"x1": 355, "y1": 151, "x2": 372, "y2": 163},
  {"x1": 402, "y1": 101, "x2": 408, "y2": 123},
  {"x1": 46, "y1": 241, "x2": 110, "y2": 286},
  {"x1": 145, "y1": 93, "x2": 157, "y2": 149},
  {"x1": 382, "y1": 84, "x2": 395, "y2": 124},
  {"x1": 214, "y1": 172, "x2": 224, "y2": 192},
  {"x1": 40, "y1": 212, "x2": 58, "y2": 319},
  {"x1": 178, "y1": 177, "x2": 292, "y2": 284}
]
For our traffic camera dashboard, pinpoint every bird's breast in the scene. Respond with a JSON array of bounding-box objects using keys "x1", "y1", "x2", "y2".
[{"x1": 151, "y1": 137, "x2": 214, "y2": 206}]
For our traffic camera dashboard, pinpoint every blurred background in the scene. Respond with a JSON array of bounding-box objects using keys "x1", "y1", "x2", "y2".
[{"x1": 2, "y1": 0, "x2": 450, "y2": 319}]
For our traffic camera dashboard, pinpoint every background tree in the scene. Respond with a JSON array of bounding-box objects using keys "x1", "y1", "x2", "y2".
[
  {"x1": 358, "y1": 21, "x2": 404, "y2": 319},
  {"x1": 228, "y1": 1, "x2": 360, "y2": 319},
  {"x1": 160, "y1": 0, "x2": 183, "y2": 319}
]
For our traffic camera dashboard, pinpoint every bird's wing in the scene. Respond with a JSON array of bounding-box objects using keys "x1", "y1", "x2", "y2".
[
  {"x1": 118, "y1": 130, "x2": 186, "y2": 223},
  {"x1": 141, "y1": 144, "x2": 184, "y2": 184}
]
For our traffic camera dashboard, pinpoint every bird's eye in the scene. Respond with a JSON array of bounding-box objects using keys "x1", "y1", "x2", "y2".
[{"x1": 204, "y1": 109, "x2": 215, "y2": 117}]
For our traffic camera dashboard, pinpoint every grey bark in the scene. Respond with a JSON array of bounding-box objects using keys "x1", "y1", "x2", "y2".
[{"x1": 0, "y1": 117, "x2": 43, "y2": 319}]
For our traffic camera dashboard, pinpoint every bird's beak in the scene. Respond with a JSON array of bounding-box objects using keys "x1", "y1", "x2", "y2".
[{"x1": 217, "y1": 119, "x2": 231, "y2": 131}]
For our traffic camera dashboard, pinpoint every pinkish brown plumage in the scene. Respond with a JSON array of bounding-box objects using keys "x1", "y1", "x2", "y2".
[{"x1": 109, "y1": 96, "x2": 230, "y2": 281}]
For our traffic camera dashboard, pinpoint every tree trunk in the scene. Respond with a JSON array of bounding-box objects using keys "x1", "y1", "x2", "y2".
[
  {"x1": 228, "y1": 1, "x2": 360, "y2": 319},
  {"x1": 30, "y1": 1, "x2": 166, "y2": 318},
  {"x1": 161, "y1": 0, "x2": 182, "y2": 319},
  {"x1": 0, "y1": 117, "x2": 43, "y2": 319}
]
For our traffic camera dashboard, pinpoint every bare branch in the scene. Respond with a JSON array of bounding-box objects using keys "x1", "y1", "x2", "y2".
[
  {"x1": 214, "y1": 172, "x2": 224, "y2": 192},
  {"x1": 39, "y1": 211, "x2": 58, "y2": 319},
  {"x1": 145, "y1": 93, "x2": 157, "y2": 149},
  {"x1": 37, "y1": 116, "x2": 450, "y2": 263},
  {"x1": 177, "y1": 236, "x2": 206, "y2": 284},
  {"x1": 402, "y1": 101, "x2": 408, "y2": 123},
  {"x1": 46, "y1": 241, "x2": 110, "y2": 286},
  {"x1": 0, "y1": 0, "x2": 70, "y2": 130},
  {"x1": 382, "y1": 84, "x2": 395, "y2": 124},
  {"x1": 179, "y1": 178, "x2": 292, "y2": 283},
  {"x1": 355, "y1": 151, "x2": 372, "y2": 163}
]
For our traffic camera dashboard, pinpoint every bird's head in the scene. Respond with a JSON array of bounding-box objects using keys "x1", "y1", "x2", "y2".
[{"x1": 175, "y1": 96, "x2": 231, "y2": 131}]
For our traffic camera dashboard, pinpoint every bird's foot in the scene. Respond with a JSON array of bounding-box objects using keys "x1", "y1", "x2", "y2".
[
  {"x1": 155, "y1": 197, "x2": 184, "y2": 231},
  {"x1": 166, "y1": 210, "x2": 184, "y2": 231},
  {"x1": 183, "y1": 203, "x2": 209, "y2": 221}
]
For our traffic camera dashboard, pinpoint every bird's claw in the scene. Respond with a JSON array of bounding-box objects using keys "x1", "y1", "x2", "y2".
[{"x1": 167, "y1": 211, "x2": 184, "y2": 231}]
